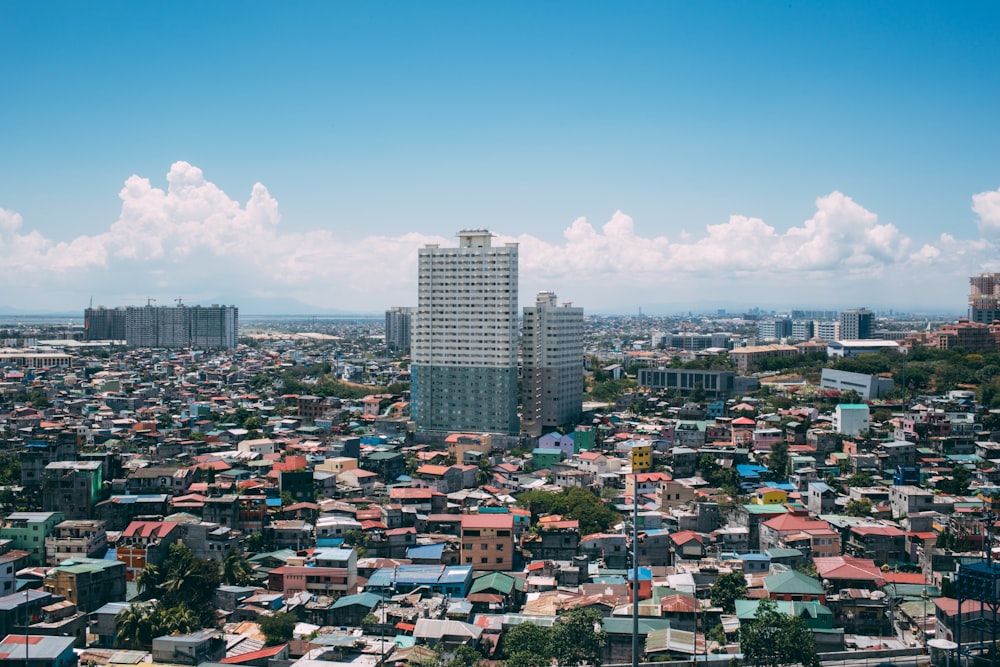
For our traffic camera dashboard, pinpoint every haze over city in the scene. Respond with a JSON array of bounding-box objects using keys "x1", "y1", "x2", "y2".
[{"x1": 2, "y1": 2, "x2": 1000, "y2": 314}]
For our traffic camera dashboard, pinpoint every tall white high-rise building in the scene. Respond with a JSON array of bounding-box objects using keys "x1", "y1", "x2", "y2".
[
  {"x1": 521, "y1": 292, "x2": 583, "y2": 437},
  {"x1": 411, "y1": 230, "x2": 519, "y2": 435},
  {"x1": 385, "y1": 306, "x2": 415, "y2": 354}
]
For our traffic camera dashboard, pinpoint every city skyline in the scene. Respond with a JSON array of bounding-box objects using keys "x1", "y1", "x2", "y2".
[{"x1": 2, "y1": 3, "x2": 1000, "y2": 315}]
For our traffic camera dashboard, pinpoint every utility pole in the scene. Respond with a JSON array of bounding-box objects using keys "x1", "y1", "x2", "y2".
[{"x1": 632, "y1": 471, "x2": 640, "y2": 667}]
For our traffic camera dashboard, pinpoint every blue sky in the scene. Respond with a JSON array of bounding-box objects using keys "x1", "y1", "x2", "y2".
[{"x1": 1, "y1": 1, "x2": 999, "y2": 314}]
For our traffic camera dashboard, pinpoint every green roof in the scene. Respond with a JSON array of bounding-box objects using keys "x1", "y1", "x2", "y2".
[
  {"x1": 331, "y1": 592, "x2": 381, "y2": 610},
  {"x1": 764, "y1": 569, "x2": 825, "y2": 595},
  {"x1": 469, "y1": 571, "x2": 521, "y2": 596},
  {"x1": 734, "y1": 599, "x2": 834, "y2": 629},
  {"x1": 743, "y1": 504, "x2": 790, "y2": 515},
  {"x1": 602, "y1": 617, "x2": 673, "y2": 635}
]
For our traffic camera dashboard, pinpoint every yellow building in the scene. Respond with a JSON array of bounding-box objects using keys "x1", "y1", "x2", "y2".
[
  {"x1": 630, "y1": 442, "x2": 652, "y2": 473},
  {"x1": 753, "y1": 487, "x2": 788, "y2": 505}
]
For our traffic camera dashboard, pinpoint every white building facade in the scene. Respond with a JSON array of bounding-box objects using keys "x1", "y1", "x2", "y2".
[
  {"x1": 411, "y1": 230, "x2": 519, "y2": 434},
  {"x1": 521, "y1": 291, "x2": 583, "y2": 437}
]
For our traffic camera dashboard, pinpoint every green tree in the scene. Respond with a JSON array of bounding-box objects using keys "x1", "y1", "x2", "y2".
[
  {"x1": 710, "y1": 571, "x2": 748, "y2": 614},
  {"x1": 937, "y1": 465, "x2": 972, "y2": 495},
  {"x1": 740, "y1": 598, "x2": 820, "y2": 667},
  {"x1": 550, "y1": 607, "x2": 607, "y2": 667},
  {"x1": 499, "y1": 621, "x2": 551, "y2": 664},
  {"x1": 134, "y1": 564, "x2": 162, "y2": 600},
  {"x1": 767, "y1": 440, "x2": 789, "y2": 480},
  {"x1": 222, "y1": 548, "x2": 254, "y2": 585},
  {"x1": 115, "y1": 604, "x2": 150, "y2": 649},
  {"x1": 698, "y1": 453, "x2": 720, "y2": 479},
  {"x1": 845, "y1": 498, "x2": 873, "y2": 517},
  {"x1": 516, "y1": 487, "x2": 619, "y2": 535},
  {"x1": 847, "y1": 471, "x2": 875, "y2": 487},
  {"x1": 258, "y1": 611, "x2": 298, "y2": 646}
]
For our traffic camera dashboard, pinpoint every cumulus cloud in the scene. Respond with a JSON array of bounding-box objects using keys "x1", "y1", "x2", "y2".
[
  {"x1": 0, "y1": 161, "x2": 999, "y2": 312},
  {"x1": 974, "y1": 185, "x2": 1000, "y2": 237}
]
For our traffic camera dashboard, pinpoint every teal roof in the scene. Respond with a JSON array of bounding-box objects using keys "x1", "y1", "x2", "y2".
[
  {"x1": 331, "y1": 592, "x2": 381, "y2": 610},
  {"x1": 734, "y1": 599, "x2": 834, "y2": 629},
  {"x1": 470, "y1": 571, "x2": 521, "y2": 596},
  {"x1": 764, "y1": 569, "x2": 825, "y2": 595},
  {"x1": 602, "y1": 617, "x2": 673, "y2": 635}
]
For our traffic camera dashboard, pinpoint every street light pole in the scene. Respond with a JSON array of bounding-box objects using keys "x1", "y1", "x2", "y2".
[{"x1": 632, "y1": 471, "x2": 639, "y2": 667}]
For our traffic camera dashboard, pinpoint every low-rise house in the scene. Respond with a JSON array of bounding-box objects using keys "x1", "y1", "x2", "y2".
[
  {"x1": 151, "y1": 629, "x2": 226, "y2": 665},
  {"x1": 44, "y1": 520, "x2": 107, "y2": 567},
  {"x1": 42, "y1": 557, "x2": 126, "y2": 612},
  {"x1": 0, "y1": 634, "x2": 78, "y2": 667},
  {"x1": 116, "y1": 521, "x2": 180, "y2": 581},
  {"x1": 0, "y1": 512, "x2": 65, "y2": 567},
  {"x1": 845, "y1": 524, "x2": 907, "y2": 564}
]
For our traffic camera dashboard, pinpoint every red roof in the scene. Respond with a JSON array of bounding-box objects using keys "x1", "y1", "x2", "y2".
[
  {"x1": 219, "y1": 645, "x2": 287, "y2": 663},
  {"x1": 121, "y1": 521, "x2": 178, "y2": 539}
]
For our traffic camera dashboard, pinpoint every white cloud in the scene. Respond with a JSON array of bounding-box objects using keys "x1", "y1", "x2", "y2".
[
  {"x1": 974, "y1": 185, "x2": 1000, "y2": 237},
  {"x1": 0, "y1": 162, "x2": 998, "y2": 312}
]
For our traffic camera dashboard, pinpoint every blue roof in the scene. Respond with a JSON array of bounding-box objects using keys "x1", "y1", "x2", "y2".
[
  {"x1": 266, "y1": 498, "x2": 283, "y2": 507},
  {"x1": 736, "y1": 464, "x2": 768, "y2": 478},
  {"x1": 735, "y1": 552, "x2": 771, "y2": 561},
  {"x1": 407, "y1": 543, "x2": 445, "y2": 560}
]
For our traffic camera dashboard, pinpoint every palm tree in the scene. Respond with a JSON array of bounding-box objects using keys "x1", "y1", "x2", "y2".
[
  {"x1": 135, "y1": 564, "x2": 161, "y2": 600},
  {"x1": 222, "y1": 549, "x2": 253, "y2": 586},
  {"x1": 161, "y1": 604, "x2": 200, "y2": 635},
  {"x1": 115, "y1": 604, "x2": 149, "y2": 649}
]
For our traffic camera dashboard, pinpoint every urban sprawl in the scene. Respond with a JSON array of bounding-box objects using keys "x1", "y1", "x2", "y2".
[{"x1": 5, "y1": 231, "x2": 1000, "y2": 667}]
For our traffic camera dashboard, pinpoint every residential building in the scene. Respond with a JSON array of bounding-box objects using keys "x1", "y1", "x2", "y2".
[
  {"x1": 0, "y1": 512, "x2": 65, "y2": 566},
  {"x1": 460, "y1": 513, "x2": 514, "y2": 571},
  {"x1": 43, "y1": 558, "x2": 126, "y2": 612},
  {"x1": 385, "y1": 306, "x2": 415, "y2": 354},
  {"x1": 969, "y1": 272, "x2": 1000, "y2": 323},
  {"x1": 123, "y1": 304, "x2": 238, "y2": 349},
  {"x1": 935, "y1": 318, "x2": 997, "y2": 352},
  {"x1": 834, "y1": 404, "x2": 870, "y2": 437},
  {"x1": 84, "y1": 306, "x2": 126, "y2": 341},
  {"x1": 0, "y1": 634, "x2": 78, "y2": 667},
  {"x1": 728, "y1": 344, "x2": 798, "y2": 373},
  {"x1": 116, "y1": 521, "x2": 180, "y2": 581},
  {"x1": 151, "y1": 629, "x2": 225, "y2": 665},
  {"x1": 845, "y1": 525, "x2": 906, "y2": 564},
  {"x1": 814, "y1": 321, "x2": 841, "y2": 342},
  {"x1": 41, "y1": 462, "x2": 103, "y2": 520},
  {"x1": 839, "y1": 308, "x2": 873, "y2": 340},
  {"x1": 521, "y1": 291, "x2": 584, "y2": 436},
  {"x1": 411, "y1": 229, "x2": 519, "y2": 435},
  {"x1": 44, "y1": 520, "x2": 107, "y2": 566},
  {"x1": 758, "y1": 319, "x2": 792, "y2": 341},
  {"x1": 637, "y1": 368, "x2": 739, "y2": 398}
]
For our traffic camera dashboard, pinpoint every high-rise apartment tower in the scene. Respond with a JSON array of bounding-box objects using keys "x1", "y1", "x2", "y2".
[
  {"x1": 385, "y1": 306, "x2": 415, "y2": 355},
  {"x1": 521, "y1": 292, "x2": 583, "y2": 437},
  {"x1": 970, "y1": 273, "x2": 1000, "y2": 324},
  {"x1": 411, "y1": 230, "x2": 519, "y2": 435},
  {"x1": 839, "y1": 308, "x2": 873, "y2": 340}
]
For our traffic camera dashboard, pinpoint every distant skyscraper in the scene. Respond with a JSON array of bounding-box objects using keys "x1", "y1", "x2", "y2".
[
  {"x1": 970, "y1": 273, "x2": 1000, "y2": 323},
  {"x1": 124, "y1": 304, "x2": 238, "y2": 348},
  {"x1": 839, "y1": 308, "x2": 873, "y2": 340},
  {"x1": 411, "y1": 230, "x2": 519, "y2": 435},
  {"x1": 385, "y1": 306, "x2": 415, "y2": 354},
  {"x1": 757, "y1": 318, "x2": 792, "y2": 341},
  {"x1": 84, "y1": 306, "x2": 126, "y2": 340},
  {"x1": 521, "y1": 292, "x2": 584, "y2": 437}
]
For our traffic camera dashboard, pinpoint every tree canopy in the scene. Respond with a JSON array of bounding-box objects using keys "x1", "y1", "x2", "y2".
[
  {"x1": 498, "y1": 608, "x2": 607, "y2": 667},
  {"x1": 516, "y1": 487, "x2": 619, "y2": 535},
  {"x1": 739, "y1": 598, "x2": 820, "y2": 667},
  {"x1": 710, "y1": 571, "x2": 748, "y2": 614},
  {"x1": 258, "y1": 611, "x2": 298, "y2": 646}
]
